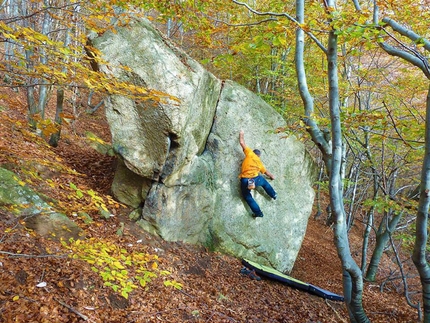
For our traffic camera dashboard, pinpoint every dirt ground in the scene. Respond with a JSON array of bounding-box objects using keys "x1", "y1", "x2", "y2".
[{"x1": 0, "y1": 92, "x2": 421, "y2": 322}]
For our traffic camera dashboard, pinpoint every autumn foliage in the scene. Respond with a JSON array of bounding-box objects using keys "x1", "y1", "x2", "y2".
[
  {"x1": 1, "y1": 0, "x2": 429, "y2": 322},
  {"x1": 0, "y1": 72, "x2": 420, "y2": 323}
]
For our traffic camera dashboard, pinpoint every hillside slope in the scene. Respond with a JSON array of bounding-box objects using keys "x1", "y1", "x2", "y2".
[{"x1": 0, "y1": 92, "x2": 418, "y2": 322}]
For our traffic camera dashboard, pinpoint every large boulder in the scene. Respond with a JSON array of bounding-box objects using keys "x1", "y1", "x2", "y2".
[
  {"x1": 0, "y1": 167, "x2": 82, "y2": 240},
  {"x1": 89, "y1": 19, "x2": 317, "y2": 273}
]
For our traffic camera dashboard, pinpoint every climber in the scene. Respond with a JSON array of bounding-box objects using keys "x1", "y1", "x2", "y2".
[{"x1": 238, "y1": 130, "x2": 277, "y2": 218}]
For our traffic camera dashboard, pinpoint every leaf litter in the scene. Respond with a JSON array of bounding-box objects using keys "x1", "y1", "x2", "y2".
[{"x1": 0, "y1": 89, "x2": 419, "y2": 322}]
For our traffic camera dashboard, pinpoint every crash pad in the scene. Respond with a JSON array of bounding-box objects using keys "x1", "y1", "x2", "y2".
[{"x1": 242, "y1": 259, "x2": 344, "y2": 302}]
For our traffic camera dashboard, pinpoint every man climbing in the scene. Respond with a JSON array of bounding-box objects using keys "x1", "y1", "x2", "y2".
[{"x1": 238, "y1": 130, "x2": 277, "y2": 218}]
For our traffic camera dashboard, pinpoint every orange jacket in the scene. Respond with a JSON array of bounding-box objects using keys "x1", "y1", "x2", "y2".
[{"x1": 239, "y1": 147, "x2": 266, "y2": 178}]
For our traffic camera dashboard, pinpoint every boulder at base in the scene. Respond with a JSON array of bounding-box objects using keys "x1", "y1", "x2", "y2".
[
  {"x1": 89, "y1": 18, "x2": 317, "y2": 273},
  {"x1": 0, "y1": 167, "x2": 82, "y2": 241}
]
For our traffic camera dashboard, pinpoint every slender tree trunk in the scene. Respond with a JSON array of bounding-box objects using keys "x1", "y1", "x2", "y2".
[
  {"x1": 361, "y1": 131, "x2": 378, "y2": 274},
  {"x1": 37, "y1": 0, "x2": 52, "y2": 119},
  {"x1": 296, "y1": 0, "x2": 369, "y2": 318},
  {"x1": 326, "y1": 2, "x2": 369, "y2": 321},
  {"x1": 361, "y1": 206, "x2": 373, "y2": 274},
  {"x1": 49, "y1": 15, "x2": 73, "y2": 147},
  {"x1": 375, "y1": 6, "x2": 430, "y2": 317},
  {"x1": 345, "y1": 157, "x2": 360, "y2": 230},
  {"x1": 48, "y1": 87, "x2": 64, "y2": 147},
  {"x1": 412, "y1": 84, "x2": 430, "y2": 322},
  {"x1": 25, "y1": 50, "x2": 39, "y2": 129},
  {"x1": 365, "y1": 211, "x2": 402, "y2": 281},
  {"x1": 295, "y1": 0, "x2": 332, "y2": 173},
  {"x1": 4, "y1": 0, "x2": 19, "y2": 84},
  {"x1": 22, "y1": 4, "x2": 40, "y2": 129}
]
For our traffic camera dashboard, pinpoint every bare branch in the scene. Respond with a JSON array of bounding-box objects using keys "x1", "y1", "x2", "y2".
[
  {"x1": 213, "y1": 17, "x2": 277, "y2": 27},
  {"x1": 356, "y1": 126, "x2": 424, "y2": 147},
  {"x1": 1, "y1": 2, "x2": 84, "y2": 25},
  {"x1": 231, "y1": 0, "x2": 327, "y2": 54},
  {"x1": 378, "y1": 21, "x2": 430, "y2": 79},
  {"x1": 379, "y1": 40, "x2": 430, "y2": 79},
  {"x1": 232, "y1": 0, "x2": 297, "y2": 22},
  {"x1": 386, "y1": 216, "x2": 422, "y2": 319},
  {"x1": 0, "y1": 251, "x2": 68, "y2": 258},
  {"x1": 55, "y1": 298, "x2": 89, "y2": 321},
  {"x1": 382, "y1": 101, "x2": 414, "y2": 149},
  {"x1": 382, "y1": 18, "x2": 430, "y2": 52}
]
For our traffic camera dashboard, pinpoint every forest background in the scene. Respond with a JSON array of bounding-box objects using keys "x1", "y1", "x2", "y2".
[{"x1": 1, "y1": 0, "x2": 430, "y2": 322}]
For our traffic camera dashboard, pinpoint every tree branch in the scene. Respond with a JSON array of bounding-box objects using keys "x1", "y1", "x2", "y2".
[
  {"x1": 378, "y1": 19, "x2": 430, "y2": 79},
  {"x1": 386, "y1": 216, "x2": 422, "y2": 319},
  {"x1": 212, "y1": 16, "x2": 278, "y2": 27},
  {"x1": 232, "y1": 0, "x2": 327, "y2": 54},
  {"x1": 378, "y1": 41, "x2": 430, "y2": 79},
  {"x1": 382, "y1": 18, "x2": 430, "y2": 52},
  {"x1": 0, "y1": 251, "x2": 67, "y2": 258},
  {"x1": 355, "y1": 126, "x2": 424, "y2": 146},
  {"x1": 1, "y1": 2, "x2": 84, "y2": 24},
  {"x1": 55, "y1": 298, "x2": 89, "y2": 321},
  {"x1": 382, "y1": 101, "x2": 414, "y2": 148}
]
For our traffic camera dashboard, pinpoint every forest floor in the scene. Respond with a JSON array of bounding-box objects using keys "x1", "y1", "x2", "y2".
[{"x1": 0, "y1": 91, "x2": 422, "y2": 323}]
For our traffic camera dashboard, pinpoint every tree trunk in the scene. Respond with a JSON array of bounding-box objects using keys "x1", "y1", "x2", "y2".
[
  {"x1": 296, "y1": 0, "x2": 369, "y2": 319},
  {"x1": 49, "y1": 6, "x2": 75, "y2": 147},
  {"x1": 326, "y1": 2, "x2": 369, "y2": 321},
  {"x1": 376, "y1": 10, "x2": 430, "y2": 318},
  {"x1": 37, "y1": 0, "x2": 52, "y2": 119},
  {"x1": 365, "y1": 211, "x2": 402, "y2": 281},
  {"x1": 22, "y1": 3, "x2": 41, "y2": 129},
  {"x1": 48, "y1": 87, "x2": 64, "y2": 147},
  {"x1": 295, "y1": 0, "x2": 332, "y2": 173},
  {"x1": 25, "y1": 47, "x2": 39, "y2": 129},
  {"x1": 361, "y1": 131, "x2": 378, "y2": 274},
  {"x1": 412, "y1": 84, "x2": 430, "y2": 322},
  {"x1": 360, "y1": 206, "x2": 373, "y2": 274}
]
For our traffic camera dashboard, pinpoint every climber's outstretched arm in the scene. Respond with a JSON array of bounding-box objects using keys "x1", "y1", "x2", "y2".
[{"x1": 239, "y1": 130, "x2": 246, "y2": 150}]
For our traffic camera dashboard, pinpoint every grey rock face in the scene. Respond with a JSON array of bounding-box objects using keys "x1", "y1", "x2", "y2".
[
  {"x1": 0, "y1": 168, "x2": 81, "y2": 240},
  {"x1": 90, "y1": 19, "x2": 317, "y2": 273}
]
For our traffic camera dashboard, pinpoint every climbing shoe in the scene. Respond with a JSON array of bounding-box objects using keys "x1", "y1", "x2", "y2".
[
  {"x1": 252, "y1": 213, "x2": 264, "y2": 218},
  {"x1": 240, "y1": 267, "x2": 252, "y2": 275},
  {"x1": 248, "y1": 270, "x2": 261, "y2": 281},
  {"x1": 273, "y1": 194, "x2": 277, "y2": 200},
  {"x1": 240, "y1": 267, "x2": 261, "y2": 281}
]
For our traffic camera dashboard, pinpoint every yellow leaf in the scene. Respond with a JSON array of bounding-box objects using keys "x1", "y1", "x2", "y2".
[
  {"x1": 13, "y1": 295, "x2": 19, "y2": 301},
  {"x1": 113, "y1": 261, "x2": 125, "y2": 269},
  {"x1": 151, "y1": 262, "x2": 158, "y2": 270},
  {"x1": 0, "y1": 22, "x2": 13, "y2": 32},
  {"x1": 121, "y1": 290, "x2": 129, "y2": 299}
]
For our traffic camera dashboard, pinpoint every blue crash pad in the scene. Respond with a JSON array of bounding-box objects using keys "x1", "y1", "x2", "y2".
[{"x1": 242, "y1": 259, "x2": 344, "y2": 302}]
